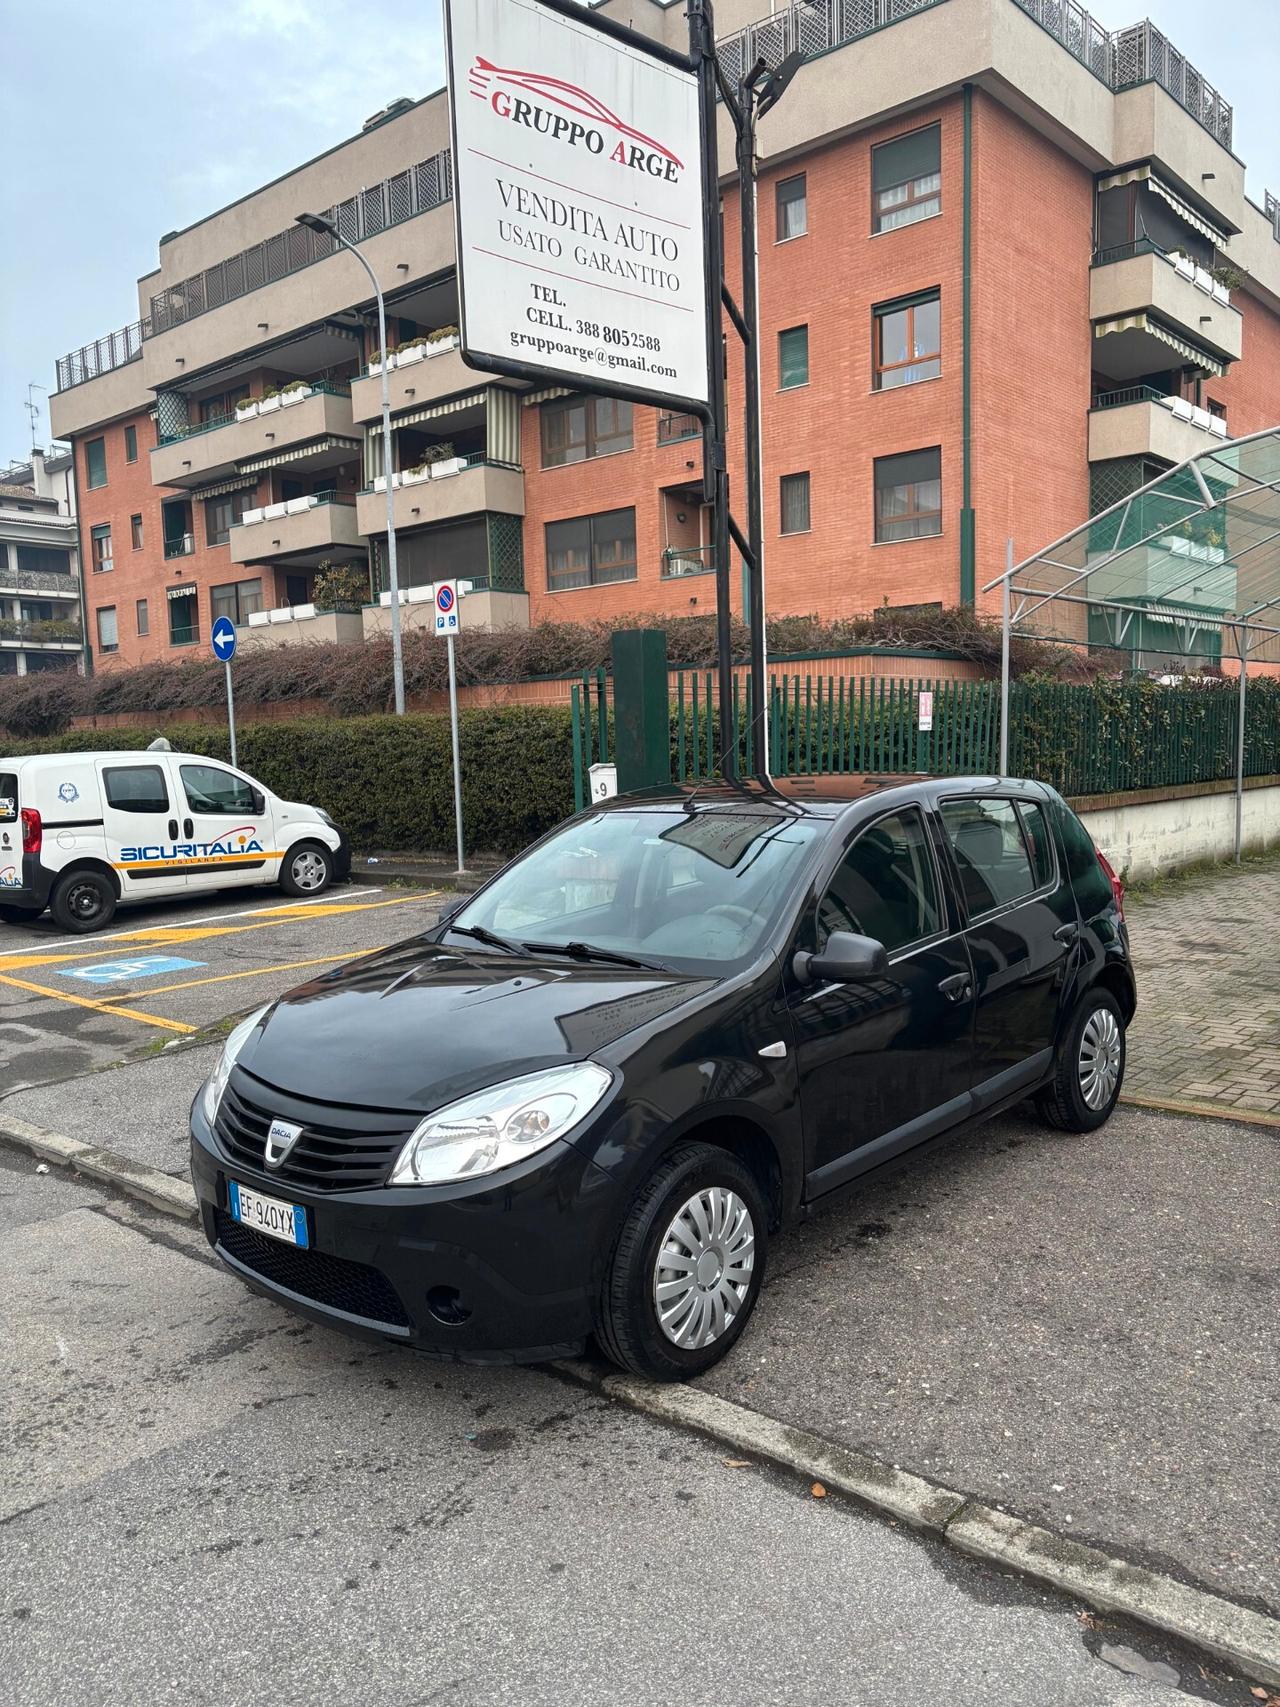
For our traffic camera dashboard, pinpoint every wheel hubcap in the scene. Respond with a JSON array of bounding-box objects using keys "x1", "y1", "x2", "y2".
[
  {"x1": 653, "y1": 1186, "x2": 755, "y2": 1350},
  {"x1": 292, "y1": 852, "x2": 326, "y2": 891},
  {"x1": 1078, "y1": 1007, "x2": 1122, "y2": 1110},
  {"x1": 70, "y1": 884, "x2": 99, "y2": 919}
]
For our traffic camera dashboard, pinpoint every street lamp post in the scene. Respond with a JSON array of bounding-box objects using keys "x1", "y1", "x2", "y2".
[{"x1": 295, "y1": 212, "x2": 405, "y2": 715}]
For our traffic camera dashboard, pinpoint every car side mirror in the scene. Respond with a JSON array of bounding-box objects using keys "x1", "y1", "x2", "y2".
[{"x1": 793, "y1": 930, "x2": 889, "y2": 987}]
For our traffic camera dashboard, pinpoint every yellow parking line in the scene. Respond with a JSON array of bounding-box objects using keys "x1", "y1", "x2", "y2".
[
  {"x1": 0, "y1": 971, "x2": 196, "y2": 1034},
  {"x1": 94, "y1": 950, "x2": 375, "y2": 1004}
]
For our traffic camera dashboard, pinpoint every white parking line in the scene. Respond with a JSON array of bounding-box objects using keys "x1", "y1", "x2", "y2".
[{"x1": 0, "y1": 888, "x2": 386, "y2": 958}]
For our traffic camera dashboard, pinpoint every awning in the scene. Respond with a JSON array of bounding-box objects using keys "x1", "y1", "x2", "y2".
[
  {"x1": 189, "y1": 473, "x2": 260, "y2": 500},
  {"x1": 238, "y1": 435, "x2": 361, "y2": 474},
  {"x1": 523, "y1": 387, "x2": 573, "y2": 407},
  {"x1": 1092, "y1": 312, "x2": 1226, "y2": 377},
  {"x1": 167, "y1": 583, "x2": 197, "y2": 601},
  {"x1": 1097, "y1": 165, "x2": 1229, "y2": 246},
  {"x1": 393, "y1": 390, "x2": 486, "y2": 429}
]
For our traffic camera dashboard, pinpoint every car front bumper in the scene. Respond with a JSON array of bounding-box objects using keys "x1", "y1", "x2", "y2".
[{"x1": 190, "y1": 1092, "x2": 620, "y2": 1363}]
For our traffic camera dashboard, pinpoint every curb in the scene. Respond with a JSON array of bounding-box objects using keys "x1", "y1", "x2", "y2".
[
  {"x1": 554, "y1": 1359, "x2": 1280, "y2": 1690},
  {"x1": 0, "y1": 1115, "x2": 198, "y2": 1222},
  {"x1": 1120, "y1": 1092, "x2": 1280, "y2": 1130}
]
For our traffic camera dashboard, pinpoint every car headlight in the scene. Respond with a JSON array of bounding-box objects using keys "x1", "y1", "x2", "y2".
[
  {"x1": 389, "y1": 1062, "x2": 613, "y2": 1187},
  {"x1": 201, "y1": 1005, "x2": 270, "y2": 1126},
  {"x1": 315, "y1": 808, "x2": 335, "y2": 828}
]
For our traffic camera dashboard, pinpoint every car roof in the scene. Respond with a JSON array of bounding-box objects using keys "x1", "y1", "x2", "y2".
[
  {"x1": 597, "y1": 774, "x2": 1053, "y2": 820},
  {"x1": 6, "y1": 750, "x2": 219, "y2": 767}
]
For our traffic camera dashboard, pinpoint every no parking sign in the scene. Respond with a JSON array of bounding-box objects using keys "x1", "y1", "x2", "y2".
[{"x1": 434, "y1": 581, "x2": 458, "y2": 636}]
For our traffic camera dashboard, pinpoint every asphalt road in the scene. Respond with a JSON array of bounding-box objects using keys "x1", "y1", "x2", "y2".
[{"x1": 1, "y1": 1151, "x2": 1243, "y2": 1707}]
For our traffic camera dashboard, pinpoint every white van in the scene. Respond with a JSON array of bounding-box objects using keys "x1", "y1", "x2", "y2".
[{"x1": 0, "y1": 749, "x2": 349, "y2": 933}]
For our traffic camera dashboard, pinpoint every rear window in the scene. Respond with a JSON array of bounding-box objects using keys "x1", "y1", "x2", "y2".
[
  {"x1": 1053, "y1": 800, "x2": 1113, "y2": 916},
  {"x1": 103, "y1": 765, "x2": 170, "y2": 814},
  {"x1": 0, "y1": 773, "x2": 16, "y2": 823}
]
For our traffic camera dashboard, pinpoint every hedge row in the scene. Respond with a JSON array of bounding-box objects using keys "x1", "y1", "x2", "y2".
[{"x1": 0, "y1": 708, "x2": 575, "y2": 856}]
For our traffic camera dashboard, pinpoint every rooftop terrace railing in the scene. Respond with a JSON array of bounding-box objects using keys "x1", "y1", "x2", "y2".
[{"x1": 55, "y1": 319, "x2": 148, "y2": 392}]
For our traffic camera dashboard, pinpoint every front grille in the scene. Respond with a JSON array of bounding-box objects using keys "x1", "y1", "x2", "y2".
[
  {"x1": 216, "y1": 1081, "x2": 411, "y2": 1191},
  {"x1": 215, "y1": 1211, "x2": 411, "y2": 1328}
]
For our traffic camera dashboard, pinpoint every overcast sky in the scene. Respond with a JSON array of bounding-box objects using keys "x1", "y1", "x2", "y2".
[{"x1": 2, "y1": 0, "x2": 1276, "y2": 463}]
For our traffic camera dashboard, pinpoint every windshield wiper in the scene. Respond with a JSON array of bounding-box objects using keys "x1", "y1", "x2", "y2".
[
  {"x1": 520, "y1": 939, "x2": 668, "y2": 972},
  {"x1": 446, "y1": 924, "x2": 531, "y2": 957}
]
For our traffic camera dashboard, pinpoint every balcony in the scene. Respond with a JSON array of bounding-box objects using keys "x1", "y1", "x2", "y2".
[
  {"x1": 661, "y1": 544, "x2": 714, "y2": 579},
  {"x1": 230, "y1": 494, "x2": 363, "y2": 567},
  {"x1": 240, "y1": 605, "x2": 366, "y2": 651},
  {"x1": 1088, "y1": 387, "x2": 1229, "y2": 464},
  {"x1": 355, "y1": 455, "x2": 524, "y2": 536},
  {"x1": 0, "y1": 566, "x2": 79, "y2": 599},
  {"x1": 1091, "y1": 246, "x2": 1242, "y2": 369},
  {"x1": 150, "y1": 383, "x2": 357, "y2": 488},
  {"x1": 164, "y1": 533, "x2": 196, "y2": 560},
  {"x1": 657, "y1": 413, "x2": 701, "y2": 446},
  {"x1": 0, "y1": 617, "x2": 83, "y2": 651},
  {"x1": 351, "y1": 334, "x2": 469, "y2": 424}
]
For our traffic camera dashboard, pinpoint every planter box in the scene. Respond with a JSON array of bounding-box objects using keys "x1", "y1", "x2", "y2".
[
  {"x1": 402, "y1": 467, "x2": 432, "y2": 487},
  {"x1": 247, "y1": 609, "x2": 271, "y2": 628},
  {"x1": 429, "y1": 457, "x2": 465, "y2": 479},
  {"x1": 240, "y1": 507, "x2": 264, "y2": 526},
  {"x1": 1211, "y1": 280, "x2": 1230, "y2": 304},
  {"x1": 263, "y1": 501, "x2": 288, "y2": 520},
  {"x1": 367, "y1": 353, "x2": 397, "y2": 376},
  {"x1": 280, "y1": 385, "x2": 312, "y2": 407},
  {"x1": 258, "y1": 394, "x2": 282, "y2": 414},
  {"x1": 285, "y1": 495, "x2": 318, "y2": 515},
  {"x1": 235, "y1": 402, "x2": 258, "y2": 422},
  {"x1": 428, "y1": 334, "x2": 461, "y2": 356},
  {"x1": 397, "y1": 344, "x2": 427, "y2": 366}
]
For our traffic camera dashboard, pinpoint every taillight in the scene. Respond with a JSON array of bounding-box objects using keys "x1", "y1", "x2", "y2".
[
  {"x1": 1097, "y1": 847, "x2": 1124, "y2": 919},
  {"x1": 21, "y1": 807, "x2": 41, "y2": 856}
]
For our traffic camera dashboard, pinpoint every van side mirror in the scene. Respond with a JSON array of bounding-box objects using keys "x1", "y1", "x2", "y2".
[
  {"x1": 251, "y1": 789, "x2": 265, "y2": 815},
  {"x1": 793, "y1": 930, "x2": 889, "y2": 987}
]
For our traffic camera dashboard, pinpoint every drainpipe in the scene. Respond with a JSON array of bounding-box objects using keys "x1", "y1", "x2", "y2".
[
  {"x1": 959, "y1": 83, "x2": 976, "y2": 607},
  {"x1": 68, "y1": 443, "x2": 92, "y2": 678}
]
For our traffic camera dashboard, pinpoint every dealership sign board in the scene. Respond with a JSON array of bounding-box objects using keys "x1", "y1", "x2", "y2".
[{"x1": 444, "y1": 0, "x2": 708, "y2": 412}]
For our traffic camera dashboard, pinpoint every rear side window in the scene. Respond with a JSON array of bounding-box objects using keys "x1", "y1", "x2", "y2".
[
  {"x1": 940, "y1": 798, "x2": 1035, "y2": 916},
  {"x1": 103, "y1": 765, "x2": 170, "y2": 814},
  {"x1": 181, "y1": 764, "x2": 257, "y2": 815},
  {"x1": 1053, "y1": 800, "x2": 1113, "y2": 916},
  {"x1": 1017, "y1": 802, "x2": 1055, "y2": 888},
  {"x1": 818, "y1": 808, "x2": 941, "y2": 953},
  {"x1": 0, "y1": 773, "x2": 16, "y2": 823}
]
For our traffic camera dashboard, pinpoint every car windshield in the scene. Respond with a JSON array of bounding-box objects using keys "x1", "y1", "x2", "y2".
[{"x1": 448, "y1": 805, "x2": 825, "y2": 971}]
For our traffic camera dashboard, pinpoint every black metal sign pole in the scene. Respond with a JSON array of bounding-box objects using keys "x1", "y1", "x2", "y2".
[{"x1": 734, "y1": 68, "x2": 766, "y2": 771}]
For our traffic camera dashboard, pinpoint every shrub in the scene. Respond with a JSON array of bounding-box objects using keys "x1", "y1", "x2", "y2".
[{"x1": 313, "y1": 562, "x2": 371, "y2": 613}]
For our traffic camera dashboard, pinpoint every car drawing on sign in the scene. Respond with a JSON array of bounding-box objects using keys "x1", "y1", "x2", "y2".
[{"x1": 191, "y1": 775, "x2": 1134, "y2": 1381}]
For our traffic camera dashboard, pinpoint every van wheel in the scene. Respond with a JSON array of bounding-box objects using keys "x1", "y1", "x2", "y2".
[
  {"x1": 595, "y1": 1142, "x2": 768, "y2": 1382},
  {"x1": 279, "y1": 842, "x2": 333, "y2": 897},
  {"x1": 1036, "y1": 988, "x2": 1126, "y2": 1133},
  {"x1": 50, "y1": 870, "x2": 116, "y2": 935}
]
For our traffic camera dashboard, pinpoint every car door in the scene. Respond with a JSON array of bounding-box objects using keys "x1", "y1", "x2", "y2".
[
  {"x1": 788, "y1": 804, "x2": 976, "y2": 1198},
  {"x1": 175, "y1": 759, "x2": 278, "y2": 890},
  {"x1": 97, "y1": 759, "x2": 190, "y2": 899},
  {"x1": 936, "y1": 793, "x2": 1079, "y2": 1110}
]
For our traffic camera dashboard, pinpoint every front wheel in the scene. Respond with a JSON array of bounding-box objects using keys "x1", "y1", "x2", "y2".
[
  {"x1": 595, "y1": 1142, "x2": 768, "y2": 1381},
  {"x1": 1036, "y1": 988, "x2": 1126, "y2": 1132},
  {"x1": 278, "y1": 842, "x2": 334, "y2": 898}
]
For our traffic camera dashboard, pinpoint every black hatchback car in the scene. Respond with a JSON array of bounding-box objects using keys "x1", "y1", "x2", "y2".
[{"x1": 191, "y1": 775, "x2": 1135, "y2": 1381}]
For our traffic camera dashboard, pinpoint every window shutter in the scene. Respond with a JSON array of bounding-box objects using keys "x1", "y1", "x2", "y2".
[{"x1": 872, "y1": 126, "x2": 940, "y2": 190}]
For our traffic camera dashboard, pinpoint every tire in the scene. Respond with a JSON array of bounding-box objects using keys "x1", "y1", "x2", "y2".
[
  {"x1": 1036, "y1": 987, "x2": 1126, "y2": 1133},
  {"x1": 595, "y1": 1141, "x2": 768, "y2": 1382},
  {"x1": 49, "y1": 869, "x2": 116, "y2": 935},
  {"x1": 278, "y1": 842, "x2": 334, "y2": 898}
]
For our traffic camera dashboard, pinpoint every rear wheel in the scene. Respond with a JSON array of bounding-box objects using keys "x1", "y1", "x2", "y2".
[
  {"x1": 49, "y1": 869, "x2": 116, "y2": 935},
  {"x1": 278, "y1": 842, "x2": 333, "y2": 898},
  {"x1": 1036, "y1": 988, "x2": 1126, "y2": 1132},
  {"x1": 595, "y1": 1141, "x2": 768, "y2": 1382}
]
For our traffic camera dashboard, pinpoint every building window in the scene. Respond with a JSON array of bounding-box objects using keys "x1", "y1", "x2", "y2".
[
  {"x1": 90, "y1": 523, "x2": 113, "y2": 572},
  {"x1": 85, "y1": 437, "x2": 107, "y2": 489},
  {"x1": 124, "y1": 425, "x2": 138, "y2": 463},
  {"x1": 546, "y1": 508, "x2": 637, "y2": 590},
  {"x1": 96, "y1": 606, "x2": 118, "y2": 654},
  {"x1": 136, "y1": 598, "x2": 149, "y2": 637},
  {"x1": 204, "y1": 490, "x2": 250, "y2": 547},
  {"x1": 874, "y1": 291, "x2": 942, "y2": 388},
  {"x1": 872, "y1": 124, "x2": 941, "y2": 233},
  {"x1": 540, "y1": 395, "x2": 633, "y2": 467},
  {"x1": 130, "y1": 514, "x2": 144, "y2": 550},
  {"x1": 210, "y1": 579, "x2": 263, "y2": 627},
  {"x1": 776, "y1": 173, "x2": 807, "y2": 241},
  {"x1": 16, "y1": 544, "x2": 71, "y2": 576},
  {"x1": 778, "y1": 326, "x2": 809, "y2": 390},
  {"x1": 874, "y1": 448, "x2": 942, "y2": 542},
  {"x1": 780, "y1": 473, "x2": 811, "y2": 535},
  {"x1": 168, "y1": 589, "x2": 199, "y2": 647}
]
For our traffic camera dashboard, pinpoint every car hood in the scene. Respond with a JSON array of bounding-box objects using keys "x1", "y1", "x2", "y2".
[{"x1": 237, "y1": 940, "x2": 708, "y2": 1111}]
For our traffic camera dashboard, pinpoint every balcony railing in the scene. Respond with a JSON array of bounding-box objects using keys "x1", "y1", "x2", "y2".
[
  {"x1": 657, "y1": 412, "x2": 701, "y2": 445},
  {"x1": 1091, "y1": 387, "x2": 1229, "y2": 436},
  {"x1": 0, "y1": 618, "x2": 83, "y2": 646},
  {"x1": 1091, "y1": 237, "x2": 1167, "y2": 267},
  {"x1": 661, "y1": 544, "x2": 715, "y2": 579},
  {"x1": 231, "y1": 491, "x2": 357, "y2": 528},
  {"x1": 164, "y1": 534, "x2": 195, "y2": 560},
  {"x1": 360, "y1": 451, "x2": 520, "y2": 494},
  {"x1": 717, "y1": 0, "x2": 948, "y2": 92},
  {"x1": 157, "y1": 380, "x2": 351, "y2": 446},
  {"x1": 148, "y1": 149, "x2": 452, "y2": 336},
  {"x1": 0, "y1": 566, "x2": 78, "y2": 595},
  {"x1": 1267, "y1": 192, "x2": 1280, "y2": 244},
  {"x1": 169, "y1": 625, "x2": 200, "y2": 647},
  {"x1": 1091, "y1": 384, "x2": 1169, "y2": 409},
  {"x1": 55, "y1": 318, "x2": 148, "y2": 392}
]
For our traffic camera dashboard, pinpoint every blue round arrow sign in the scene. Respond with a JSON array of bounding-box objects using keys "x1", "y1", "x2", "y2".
[{"x1": 211, "y1": 616, "x2": 237, "y2": 662}]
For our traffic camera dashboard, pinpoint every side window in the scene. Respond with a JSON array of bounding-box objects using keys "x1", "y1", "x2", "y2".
[
  {"x1": 103, "y1": 765, "x2": 170, "y2": 814},
  {"x1": 940, "y1": 798, "x2": 1035, "y2": 916},
  {"x1": 0, "y1": 772, "x2": 17, "y2": 823},
  {"x1": 1017, "y1": 802, "x2": 1055, "y2": 888},
  {"x1": 180, "y1": 764, "x2": 257, "y2": 815},
  {"x1": 817, "y1": 809, "x2": 941, "y2": 954},
  {"x1": 1053, "y1": 800, "x2": 1112, "y2": 916}
]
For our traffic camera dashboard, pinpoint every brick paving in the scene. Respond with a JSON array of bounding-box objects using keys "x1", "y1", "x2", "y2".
[{"x1": 1122, "y1": 856, "x2": 1280, "y2": 1116}]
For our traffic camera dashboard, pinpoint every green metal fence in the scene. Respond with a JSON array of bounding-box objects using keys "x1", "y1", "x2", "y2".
[{"x1": 570, "y1": 669, "x2": 1280, "y2": 810}]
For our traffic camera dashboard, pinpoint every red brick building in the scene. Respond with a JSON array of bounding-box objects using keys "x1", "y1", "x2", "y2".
[{"x1": 50, "y1": 0, "x2": 1280, "y2": 674}]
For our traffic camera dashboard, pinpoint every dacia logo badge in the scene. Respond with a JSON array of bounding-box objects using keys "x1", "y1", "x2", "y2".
[{"x1": 264, "y1": 1118, "x2": 304, "y2": 1169}]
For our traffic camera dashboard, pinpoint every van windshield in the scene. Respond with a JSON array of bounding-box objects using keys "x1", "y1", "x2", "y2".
[
  {"x1": 448, "y1": 806, "x2": 824, "y2": 970},
  {"x1": 0, "y1": 774, "x2": 17, "y2": 824}
]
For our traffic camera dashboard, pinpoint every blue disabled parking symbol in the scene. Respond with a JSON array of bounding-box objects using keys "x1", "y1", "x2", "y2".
[
  {"x1": 61, "y1": 955, "x2": 205, "y2": 985},
  {"x1": 211, "y1": 616, "x2": 237, "y2": 662}
]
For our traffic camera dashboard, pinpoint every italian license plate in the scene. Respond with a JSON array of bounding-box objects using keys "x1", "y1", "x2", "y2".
[{"x1": 228, "y1": 1180, "x2": 308, "y2": 1247}]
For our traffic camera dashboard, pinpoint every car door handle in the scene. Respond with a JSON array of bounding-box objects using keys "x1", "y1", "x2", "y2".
[
  {"x1": 1053, "y1": 924, "x2": 1080, "y2": 946},
  {"x1": 938, "y1": 972, "x2": 973, "y2": 1003},
  {"x1": 183, "y1": 818, "x2": 194, "y2": 838},
  {"x1": 168, "y1": 818, "x2": 178, "y2": 839}
]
